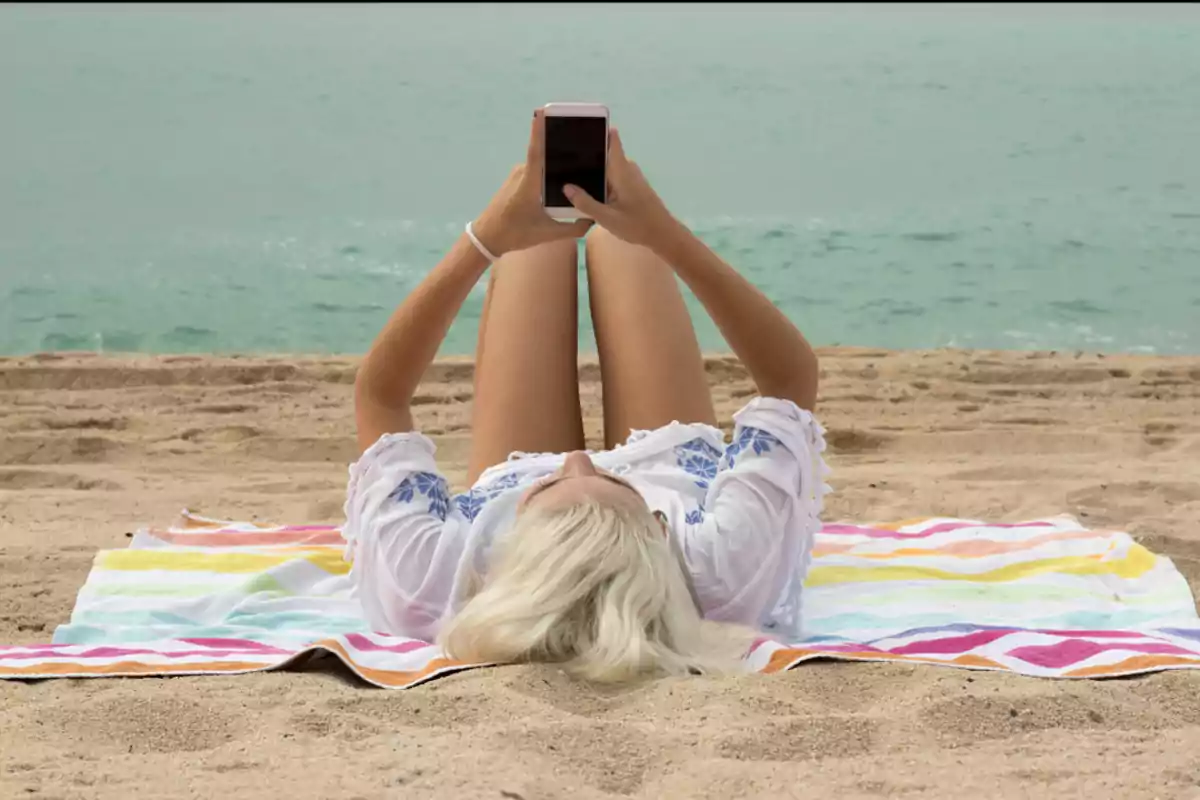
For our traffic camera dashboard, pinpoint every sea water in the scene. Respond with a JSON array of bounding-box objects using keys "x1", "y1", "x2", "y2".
[{"x1": 1, "y1": 4, "x2": 1198, "y2": 356}]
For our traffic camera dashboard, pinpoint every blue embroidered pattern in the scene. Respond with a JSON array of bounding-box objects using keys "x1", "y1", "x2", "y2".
[
  {"x1": 722, "y1": 426, "x2": 783, "y2": 470},
  {"x1": 673, "y1": 437, "x2": 722, "y2": 489},
  {"x1": 685, "y1": 508, "x2": 705, "y2": 525},
  {"x1": 452, "y1": 471, "x2": 526, "y2": 522},
  {"x1": 453, "y1": 492, "x2": 487, "y2": 522},
  {"x1": 388, "y1": 471, "x2": 452, "y2": 521}
]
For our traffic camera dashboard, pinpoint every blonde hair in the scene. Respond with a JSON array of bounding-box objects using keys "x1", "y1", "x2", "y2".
[{"x1": 439, "y1": 500, "x2": 745, "y2": 683}]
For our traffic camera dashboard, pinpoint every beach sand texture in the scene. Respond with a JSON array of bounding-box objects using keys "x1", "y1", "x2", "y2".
[{"x1": 2, "y1": 348, "x2": 1200, "y2": 799}]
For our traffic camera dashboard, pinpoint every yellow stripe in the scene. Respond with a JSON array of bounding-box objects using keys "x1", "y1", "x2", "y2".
[
  {"x1": 872, "y1": 517, "x2": 932, "y2": 532},
  {"x1": 97, "y1": 549, "x2": 350, "y2": 575},
  {"x1": 805, "y1": 543, "x2": 1156, "y2": 586}
]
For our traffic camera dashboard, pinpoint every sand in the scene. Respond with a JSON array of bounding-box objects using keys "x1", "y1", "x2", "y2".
[{"x1": 2, "y1": 347, "x2": 1199, "y2": 799}]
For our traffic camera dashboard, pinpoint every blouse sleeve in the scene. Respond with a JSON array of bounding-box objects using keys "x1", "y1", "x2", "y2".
[
  {"x1": 341, "y1": 432, "x2": 469, "y2": 642},
  {"x1": 680, "y1": 397, "x2": 829, "y2": 628}
]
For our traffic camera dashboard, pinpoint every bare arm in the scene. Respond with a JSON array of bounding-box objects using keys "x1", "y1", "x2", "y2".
[
  {"x1": 563, "y1": 129, "x2": 818, "y2": 411},
  {"x1": 354, "y1": 235, "x2": 489, "y2": 452},
  {"x1": 651, "y1": 221, "x2": 818, "y2": 411},
  {"x1": 355, "y1": 110, "x2": 591, "y2": 453}
]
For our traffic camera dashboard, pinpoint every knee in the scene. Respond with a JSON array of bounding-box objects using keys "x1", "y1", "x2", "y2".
[{"x1": 584, "y1": 224, "x2": 619, "y2": 256}]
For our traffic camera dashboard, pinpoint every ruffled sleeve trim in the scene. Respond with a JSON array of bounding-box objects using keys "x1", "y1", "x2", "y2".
[{"x1": 342, "y1": 431, "x2": 438, "y2": 553}]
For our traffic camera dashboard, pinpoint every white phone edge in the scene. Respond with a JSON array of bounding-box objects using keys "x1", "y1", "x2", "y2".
[{"x1": 541, "y1": 102, "x2": 609, "y2": 221}]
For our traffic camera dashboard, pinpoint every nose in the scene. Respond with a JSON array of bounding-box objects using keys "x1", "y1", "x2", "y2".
[{"x1": 561, "y1": 450, "x2": 598, "y2": 477}]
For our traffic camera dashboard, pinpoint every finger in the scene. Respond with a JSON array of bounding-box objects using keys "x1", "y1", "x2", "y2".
[
  {"x1": 526, "y1": 108, "x2": 544, "y2": 168},
  {"x1": 608, "y1": 128, "x2": 628, "y2": 165},
  {"x1": 563, "y1": 185, "x2": 610, "y2": 223}
]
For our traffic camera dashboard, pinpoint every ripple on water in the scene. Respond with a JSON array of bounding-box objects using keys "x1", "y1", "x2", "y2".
[
  {"x1": 100, "y1": 330, "x2": 147, "y2": 351},
  {"x1": 40, "y1": 332, "x2": 95, "y2": 350},
  {"x1": 1048, "y1": 299, "x2": 1108, "y2": 315},
  {"x1": 169, "y1": 325, "x2": 217, "y2": 337},
  {"x1": 10, "y1": 286, "x2": 54, "y2": 299},
  {"x1": 902, "y1": 231, "x2": 962, "y2": 243},
  {"x1": 860, "y1": 298, "x2": 927, "y2": 317},
  {"x1": 311, "y1": 302, "x2": 387, "y2": 313}
]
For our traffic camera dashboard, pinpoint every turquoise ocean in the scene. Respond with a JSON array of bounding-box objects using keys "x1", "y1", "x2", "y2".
[{"x1": 1, "y1": 4, "x2": 1198, "y2": 357}]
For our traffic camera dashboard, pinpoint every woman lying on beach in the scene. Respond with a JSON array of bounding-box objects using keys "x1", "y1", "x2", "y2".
[{"x1": 343, "y1": 109, "x2": 827, "y2": 682}]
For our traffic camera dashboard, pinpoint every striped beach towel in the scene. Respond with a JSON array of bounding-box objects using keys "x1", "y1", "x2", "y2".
[{"x1": 3, "y1": 512, "x2": 1199, "y2": 687}]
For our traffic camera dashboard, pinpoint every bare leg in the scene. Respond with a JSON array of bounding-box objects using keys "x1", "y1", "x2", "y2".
[
  {"x1": 468, "y1": 239, "x2": 585, "y2": 483},
  {"x1": 585, "y1": 227, "x2": 716, "y2": 450}
]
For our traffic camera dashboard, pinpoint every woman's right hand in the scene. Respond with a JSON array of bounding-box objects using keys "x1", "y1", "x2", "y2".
[{"x1": 563, "y1": 130, "x2": 679, "y2": 250}]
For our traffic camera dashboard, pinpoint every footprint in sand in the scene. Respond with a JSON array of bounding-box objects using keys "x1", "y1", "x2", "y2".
[
  {"x1": 919, "y1": 693, "x2": 1151, "y2": 745},
  {"x1": 285, "y1": 710, "x2": 381, "y2": 742},
  {"x1": 824, "y1": 428, "x2": 893, "y2": 455},
  {"x1": 503, "y1": 722, "x2": 657, "y2": 795},
  {"x1": 0, "y1": 436, "x2": 123, "y2": 466},
  {"x1": 237, "y1": 436, "x2": 359, "y2": 464},
  {"x1": 191, "y1": 403, "x2": 258, "y2": 415},
  {"x1": 179, "y1": 425, "x2": 262, "y2": 444},
  {"x1": 0, "y1": 468, "x2": 121, "y2": 491},
  {"x1": 37, "y1": 416, "x2": 129, "y2": 432},
  {"x1": 1067, "y1": 480, "x2": 1200, "y2": 517},
  {"x1": 718, "y1": 714, "x2": 875, "y2": 761},
  {"x1": 325, "y1": 688, "x2": 490, "y2": 729},
  {"x1": 39, "y1": 695, "x2": 243, "y2": 755}
]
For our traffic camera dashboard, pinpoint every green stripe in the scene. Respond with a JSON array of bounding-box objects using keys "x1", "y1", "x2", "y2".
[{"x1": 83, "y1": 573, "x2": 289, "y2": 598}]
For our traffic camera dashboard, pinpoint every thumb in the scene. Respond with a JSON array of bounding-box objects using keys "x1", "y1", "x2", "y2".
[{"x1": 563, "y1": 185, "x2": 610, "y2": 222}]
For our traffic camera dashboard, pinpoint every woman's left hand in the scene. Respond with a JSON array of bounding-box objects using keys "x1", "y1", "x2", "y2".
[{"x1": 471, "y1": 109, "x2": 593, "y2": 258}]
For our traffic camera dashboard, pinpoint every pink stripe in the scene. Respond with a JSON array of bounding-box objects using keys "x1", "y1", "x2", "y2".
[
  {"x1": 1008, "y1": 639, "x2": 1200, "y2": 669},
  {"x1": 342, "y1": 633, "x2": 431, "y2": 654},
  {"x1": 919, "y1": 520, "x2": 1057, "y2": 536},
  {"x1": 179, "y1": 637, "x2": 291, "y2": 652},
  {"x1": 747, "y1": 637, "x2": 773, "y2": 654},
  {"x1": 0, "y1": 645, "x2": 294, "y2": 662},
  {"x1": 1034, "y1": 629, "x2": 1148, "y2": 639},
  {"x1": 820, "y1": 520, "x2": 1059, "y2": 540},
  {"x1": 889, "y1": 629, "x2": 1014, "y2": 655},
  {"x1": 819, "y1": 524, "x2": 939, "y2": 540},
  {"x1": 167, "y1": 525, "x2": 338, "y2": 535}
]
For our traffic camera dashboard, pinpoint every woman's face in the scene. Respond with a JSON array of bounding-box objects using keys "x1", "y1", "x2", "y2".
[{"x1": 519, "y1": 451, "x2": 649, "y2": 513}]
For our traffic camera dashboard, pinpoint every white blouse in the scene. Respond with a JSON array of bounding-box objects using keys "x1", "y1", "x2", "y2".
[{"x1": 342, "y1": 396, "x2": 830, "y2": 643}]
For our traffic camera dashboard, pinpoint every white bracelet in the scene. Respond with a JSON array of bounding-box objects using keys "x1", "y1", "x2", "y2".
[{"x1": 464, "y1": 220, "x2": 499, "y2": 262}]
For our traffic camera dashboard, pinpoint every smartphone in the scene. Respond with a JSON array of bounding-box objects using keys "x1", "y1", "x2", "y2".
[{"x1": 541, "y1": 102, "x2": 609, "y2": 220}]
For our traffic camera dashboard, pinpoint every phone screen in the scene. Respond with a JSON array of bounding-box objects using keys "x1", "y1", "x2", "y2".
[{"x1": 543, "y1": 115, "x2": 607, "y2": 208}]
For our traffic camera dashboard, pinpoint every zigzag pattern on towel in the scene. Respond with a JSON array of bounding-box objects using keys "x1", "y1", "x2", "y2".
[{"x1": 3, "y1": 513, "x2": 1200, "y2": 687}]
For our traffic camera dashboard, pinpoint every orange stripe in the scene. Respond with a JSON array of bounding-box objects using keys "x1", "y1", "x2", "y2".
[
  {"x1": 763, "y1": 647, "x2": 810, "y2": 673},
  {"x1": 0, "y1": 659, "x2": 270, "y2": 677},
  {"x1": 762, "y1": 647, "x2": 1008, "y2": 673},
  {"x1": 1066, "y1": 653, "x2": 1200, "y2": 678},
  {"x1": 948, "y1": 653, "x2": 1005, "y2": 670},
  {"x1": 317, "y1": 640, "x2": 480, "y2": 688},
  {"x1": 759, "y1": 647, "x2": 916, "y2": 673},
  {"x1": 812, "y1": 542, "x2": 856, "y2": 557}
]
